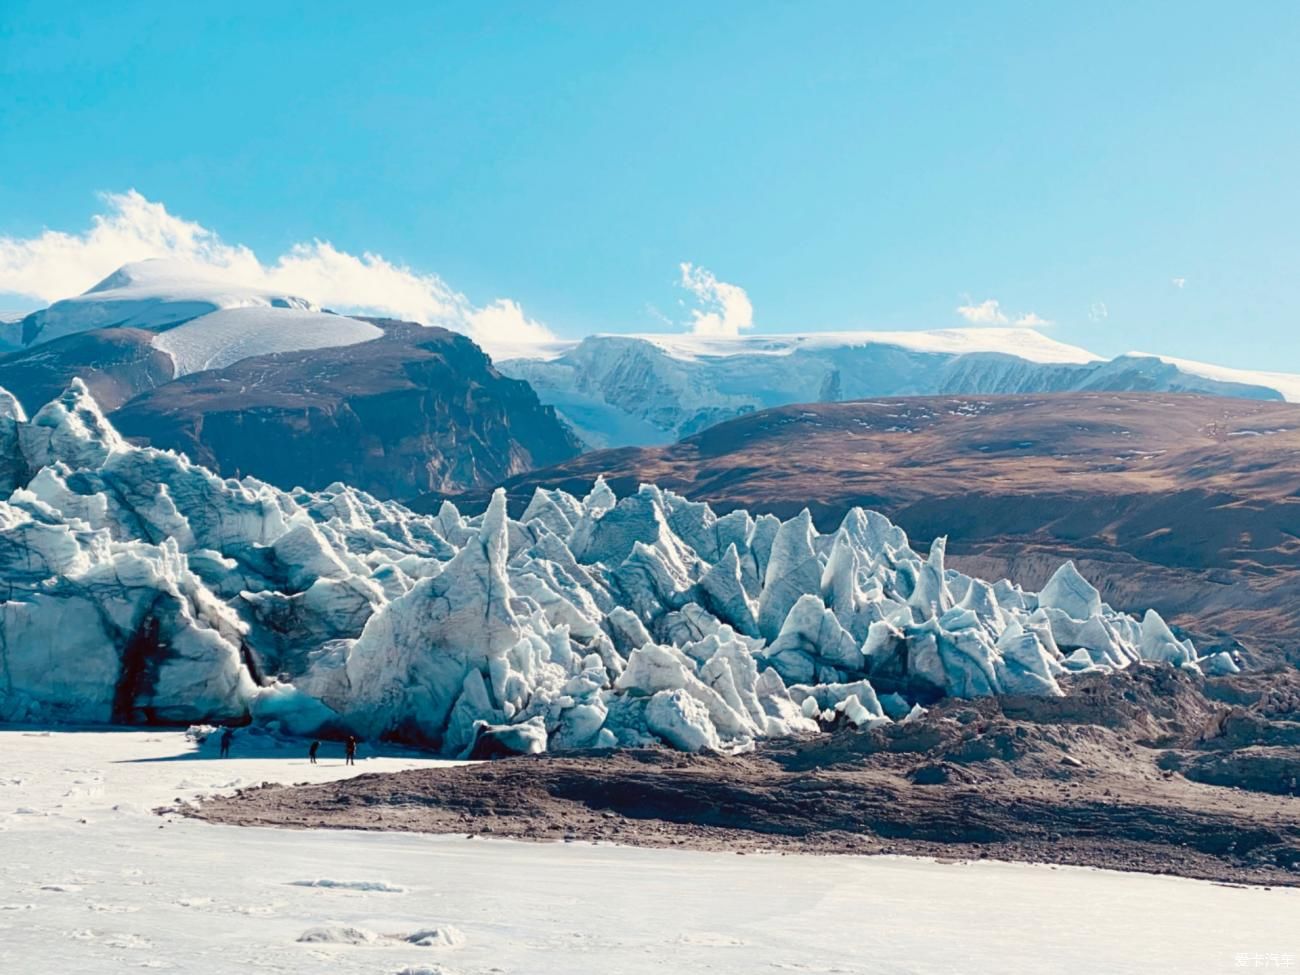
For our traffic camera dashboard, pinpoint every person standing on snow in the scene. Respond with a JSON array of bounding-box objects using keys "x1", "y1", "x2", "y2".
[
  {"x1": 345, "y1": 736, "x2": 357, "y2": 766},
  {"x1": 219, "y1": 727, "x2": 233, "y2": 758},
  {"x1": 308, "y1": 740, "x2": 320, "y2": 764}
]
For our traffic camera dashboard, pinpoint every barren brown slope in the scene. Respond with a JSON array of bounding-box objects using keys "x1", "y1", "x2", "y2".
[
  {"x1": 0, "y1": 319, "x2": 584, "y2": 498},
  {"x1": 108, "y1": 320, "x2": 584, "y2": 498},
  {"x1": 429, "y1": 393, "x2": 1300, "y2": 663}
]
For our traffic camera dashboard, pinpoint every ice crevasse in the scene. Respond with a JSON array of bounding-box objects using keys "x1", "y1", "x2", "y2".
[{"x1": 0, "y1": 381, "x2": 1238, "y2": 754}]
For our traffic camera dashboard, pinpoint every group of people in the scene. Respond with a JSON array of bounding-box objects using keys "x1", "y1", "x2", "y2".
[
  {"x1": 308, "y1": 736, "x2": 358, "y2": 765},
  {"x1": 216, "y1": 727, "x2": 358, "y2": 765}
]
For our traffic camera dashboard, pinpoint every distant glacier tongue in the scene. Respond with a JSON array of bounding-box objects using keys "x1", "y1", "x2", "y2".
[{"x1": 0, "y1": 380, "x2": 1234, "y2": 753}]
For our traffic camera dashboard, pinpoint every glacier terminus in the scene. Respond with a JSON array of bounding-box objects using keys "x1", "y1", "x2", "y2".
[{"x1": 0, "y1": 379, "x2": 1237, "y2": 755}]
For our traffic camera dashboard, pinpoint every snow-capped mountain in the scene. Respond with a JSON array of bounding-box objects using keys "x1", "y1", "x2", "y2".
[
  {"x1": 0, "y1": 261, "x2": 582, "y2": 496},
  {"x1": 9, "y1": 258, "x2": 1299, "y2": 468},
  {"x1": 499, "y1": 331, "x2": 1300, "y2": 447},
  {"x1": 0, "y1": 380, "x2": 1231, "y2": 753},
  {"x1": 1127, "y1": 351, "x2": 1300, "y2": 403},
  {"x1": 19, "y1": 259, "x2": 319, "y2": 345},
  {"x1": 15, "y1": 259, "x2": 387, "y2": 376}
]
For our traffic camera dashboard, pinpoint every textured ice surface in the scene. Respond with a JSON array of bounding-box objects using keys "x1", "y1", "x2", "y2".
[
  {"x1": 0, "y1": 729, "x2": 1295, "y2": 975},
  {"x1": 0, "y1": 381, "x2": 1224, "y2": 754}
]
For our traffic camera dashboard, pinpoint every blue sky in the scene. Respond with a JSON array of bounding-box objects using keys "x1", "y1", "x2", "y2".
[{"x1": 2, "y1": 1, "x2": 1299, "y2": 368}]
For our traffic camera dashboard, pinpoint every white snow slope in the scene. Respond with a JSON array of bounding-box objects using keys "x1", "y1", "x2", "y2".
[
  {"x1": 0, "y1": 728, "x2": 1295, "y2": 975},
  {"x1": 151, "y1": 306, "x2": 382, "y2": 376},
  {"x1": 499, "y1": 333, "x2": 1300, "y2": 447},
  {"x1": 1130, "y1": 351, "x2": 1300, "y2": 404},
  {"x1": 0, "y1": 379, "x2": 1236, "y2": 755},
  {"x1": 605, "y1": 328, "x2": 1102, "y2": 364}
]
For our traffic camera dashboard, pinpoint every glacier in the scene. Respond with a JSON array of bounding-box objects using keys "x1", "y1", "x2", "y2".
[{"x1": 0, "y1": 379, "x2": 1237, "y2": 754}]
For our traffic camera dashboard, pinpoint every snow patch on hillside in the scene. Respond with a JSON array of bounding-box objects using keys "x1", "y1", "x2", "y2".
[{"x1": 153, "y1": 307, "x2": 382, "y2": 376}]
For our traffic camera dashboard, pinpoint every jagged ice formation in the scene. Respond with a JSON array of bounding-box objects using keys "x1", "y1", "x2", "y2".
[{"x1": 0, "y1": 381, "x2": 1240, "y2": 753}]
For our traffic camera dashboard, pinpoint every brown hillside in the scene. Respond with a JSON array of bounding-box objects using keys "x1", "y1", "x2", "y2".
[{"x1": 431, "y1": 393, "x2": 1300, "y2": 664}]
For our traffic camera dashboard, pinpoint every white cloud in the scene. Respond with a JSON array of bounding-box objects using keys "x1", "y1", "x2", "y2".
[
  {"x1": 265, "y1": 240, "x2": 470, "y2": 325},
  {"x1": 955, "y1": 298, "x2": 1008, "y2": 325},
  {"x1": 466, "y1": 298, "x2": 556, "y2": 356},
  {"x1": 1172, "y1": 277, "x2": 1186, "y2": 289},
  {"x1": 1089, "y1": 301, "x2": 1109, "y2": 322},
  {"x1": 0, "y1": 191, "x2": 249, "y2": 302},
  {"x1": 955, "y1": 298, "x2": 1051, "y2": 328},
  {"x1": 0, "y1": 190, "x2": 554, "y2": 353},
  {"x1": 643, "y1": 303, "x2": 674, "y2": 329},
  {"x1": 678, "y1": 262, "x2": 753, "y2": 338},
  {"x1": 1013, "y1": 312, "x2": 1053, "y2": 327}
]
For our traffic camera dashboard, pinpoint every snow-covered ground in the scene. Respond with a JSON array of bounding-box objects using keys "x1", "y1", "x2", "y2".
[
  {"x1": 0, "y1": 729, "x2": 1294, "y2": 974},
  {"x1": 153, "y1": 306, "x2": 382, "y2": 376}
]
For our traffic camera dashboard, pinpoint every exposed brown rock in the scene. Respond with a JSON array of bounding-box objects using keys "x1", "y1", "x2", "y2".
[
  {"x1": 0, "y1": 319, "x2": 583, "y2": 497},
  {"x1": 189, "y1": 667, "x2": 1300, "y2": 887}
]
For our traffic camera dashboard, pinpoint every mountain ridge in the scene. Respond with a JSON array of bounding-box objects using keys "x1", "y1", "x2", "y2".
[
  {"x1": 109, "y1": 319, "x2": 584, "y2": 497},
  {"x1": 0, "y1": 264, "x2": 585, "y2": 496},
  {"x1": 498, "y1": 333, "x2": 1300, "y2": 448}
]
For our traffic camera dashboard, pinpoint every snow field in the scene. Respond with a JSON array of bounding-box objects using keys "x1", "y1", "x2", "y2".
[
  {"x1": 152, "y1": 305, "x2": 382, "y2": 376},
  {"x1": 1128, "y1": 351, "x2": 1300, "y2": 403},
  {"x1": 0, "y1": 729, "x2": 1296, "y2": 974}
]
